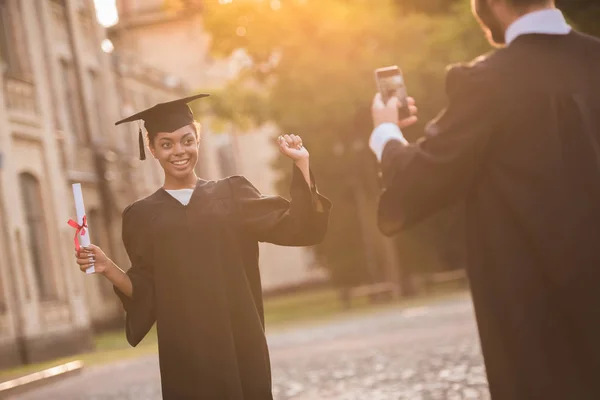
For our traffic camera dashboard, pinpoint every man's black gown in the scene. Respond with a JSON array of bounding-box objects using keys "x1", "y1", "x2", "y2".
[
  {"x1": 378, "y1": 32, "x2": 600, "y2": 399},
  {"x1": 114, "y1": 166, "x2": 331, "y2": 399}
]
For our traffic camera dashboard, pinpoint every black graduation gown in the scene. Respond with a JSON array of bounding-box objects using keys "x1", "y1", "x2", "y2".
[
  {"x1": 114, "y1": 165, "x2": 331, "y2": 399},
  {"x1": 377, "y1": 31, "x2": 600, "y2": 400}
]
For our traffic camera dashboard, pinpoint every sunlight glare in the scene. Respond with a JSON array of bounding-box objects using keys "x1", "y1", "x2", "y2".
[
  {"x1": 101, "y1": 38, "x2": 114, "y2": 53},
  {"x1": 236, "y1": 26, "x2": 247, "y2": 37},
  {"x1": 270, "y1": 0, "x2": 281, "y2": 11},
  {"x1": 93, "y1": 0, "x2": 119, "y2": 27}
]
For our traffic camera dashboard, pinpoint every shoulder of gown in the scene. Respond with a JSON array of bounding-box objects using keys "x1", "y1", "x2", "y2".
[
  {"x1": 444, "y1": 51, "x2": 503, "y2": 97},
  {"x1": 122, "y1": 189, "x2": 169, "y2": 218},
  {"x1": 224, "y1": 175, "x2": 262, "y2": 198}
]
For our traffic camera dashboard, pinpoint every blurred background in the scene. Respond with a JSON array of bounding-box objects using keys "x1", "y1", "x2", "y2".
[{"x1": 0, "y1": 0, "x2": 598, "y2": 398}]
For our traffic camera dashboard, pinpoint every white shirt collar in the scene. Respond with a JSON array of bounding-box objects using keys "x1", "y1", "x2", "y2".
[{"x1": 505, "y1": 8, "x2": 571, "y2": 46}]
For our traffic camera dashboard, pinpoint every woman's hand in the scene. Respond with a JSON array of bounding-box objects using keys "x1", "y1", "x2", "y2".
[
  {"x1": 278, "y1": 134, "x2": 309, "y2": 162},
  {"x1": 278, "y1": 134, "x2": 312, "y2": 186},
  {"x1": 75, "y1": 244, "x2": 112, "y2": 275}
]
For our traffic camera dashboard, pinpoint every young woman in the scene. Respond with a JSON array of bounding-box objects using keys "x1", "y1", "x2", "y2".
[{"x1": 75, "y1": 94, "x2": 331, "y2": 399}]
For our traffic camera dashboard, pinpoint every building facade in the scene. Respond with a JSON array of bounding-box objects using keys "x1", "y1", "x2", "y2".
[
  {"x1": 0, "y1": 0, "x2": 188, "y2": 368},
  {"x1": 0, "y1": 0, "x2": 105, "y2": 367}
]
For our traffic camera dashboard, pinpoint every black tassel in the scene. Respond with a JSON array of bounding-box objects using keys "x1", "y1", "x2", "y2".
[{"x1": 138, "y1": 127, "x2": 146, "y2": 160}]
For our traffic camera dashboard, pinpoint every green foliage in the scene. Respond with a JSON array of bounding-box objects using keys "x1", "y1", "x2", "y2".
[
  {"x1": 394, "y1": 0, "x2": 461, "y2": 14},
  {"x1": 558, "y1": 0, "x2": 600, "y2": 37},
  {"x1": 200, "y1": 0, "x2": 598, "y2": 290},
  {"x1": 201, "y1": 0, "x2": 490, "y2": 289}
]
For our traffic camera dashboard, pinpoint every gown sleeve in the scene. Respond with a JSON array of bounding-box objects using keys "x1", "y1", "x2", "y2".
[
  {"x1": 113, "y1": 203, "x2": 156, "y2": 347},
  {"x1": 377, "y1": 58, "x2": 505, "y2": 235},
  {"x1": 229, "y1": 164, "x2": 332, "y2": 246}
]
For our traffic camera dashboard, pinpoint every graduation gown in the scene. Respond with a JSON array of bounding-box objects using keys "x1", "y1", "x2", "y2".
[
  {"x1": 114, "y1": 166, "x2": 331, "y2": 399},
  {"x1": 377, "y1": 31, "x2": 600, "y2": 400}
]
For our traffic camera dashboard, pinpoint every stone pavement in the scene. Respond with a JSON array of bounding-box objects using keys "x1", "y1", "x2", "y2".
[{"x1": 12, "y1": 294, "x2": 490, "y2": 400}]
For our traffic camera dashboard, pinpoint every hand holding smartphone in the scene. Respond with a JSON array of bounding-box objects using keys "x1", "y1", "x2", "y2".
[{"x1": 375, "y1": 65, "x2": 411, "y2": 119}]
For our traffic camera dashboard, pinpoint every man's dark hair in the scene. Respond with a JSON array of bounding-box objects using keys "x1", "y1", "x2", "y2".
[{"x1": 507, "y1": 0, "x2": 553, "y2": 8}]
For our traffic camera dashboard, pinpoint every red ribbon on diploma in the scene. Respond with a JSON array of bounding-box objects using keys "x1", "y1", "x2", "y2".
[{"x1": 68, "y1": 215, "x2": 87, "y2": 255}]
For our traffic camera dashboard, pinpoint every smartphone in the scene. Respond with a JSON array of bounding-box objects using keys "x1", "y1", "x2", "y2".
[{"x1": 374, "y1": 65, "x2": 411, "y2": 119}]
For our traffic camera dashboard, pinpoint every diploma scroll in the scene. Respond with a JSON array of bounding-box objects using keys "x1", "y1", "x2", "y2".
[{"x1": 71, "y1": 183, "x2": 95, "y2": 274}]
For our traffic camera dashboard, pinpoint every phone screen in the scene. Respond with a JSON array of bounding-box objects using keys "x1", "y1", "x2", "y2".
[{"x1": 375, "y1": 66, "x2": 410, "y2": 118}]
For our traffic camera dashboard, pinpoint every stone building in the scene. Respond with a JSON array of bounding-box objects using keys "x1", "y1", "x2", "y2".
[
  {"x1": 0, "y1": 0, "x2": 188, "y2": 368},
  {"x1": 0, "y1": 0, "x2": 108, "y2": 367}
]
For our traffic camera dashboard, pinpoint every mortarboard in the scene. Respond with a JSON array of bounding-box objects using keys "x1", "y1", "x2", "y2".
[{"x1": 115, "y1": 93, "x2": 210, "y2": 160}]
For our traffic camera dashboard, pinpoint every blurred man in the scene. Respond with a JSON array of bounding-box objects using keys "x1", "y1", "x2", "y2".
[{"x1": 370, "y1": 1, "x2": 600, "y2": 399}]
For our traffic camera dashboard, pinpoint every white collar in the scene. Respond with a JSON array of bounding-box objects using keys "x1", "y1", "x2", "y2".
[{"x1": 505, "y1": 8, "x2": 571, "y2": 46}]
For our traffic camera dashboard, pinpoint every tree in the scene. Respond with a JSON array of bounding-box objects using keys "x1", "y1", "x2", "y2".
[
  {"x1": 559, "y1": 0, "x2": 600, "y2": 37},
  {"x1": 199, "y1": 0, "x2": 491, "y2": 293},
  {"x1": 394, "y1": 0, "x2": 460, "y2": 14}
]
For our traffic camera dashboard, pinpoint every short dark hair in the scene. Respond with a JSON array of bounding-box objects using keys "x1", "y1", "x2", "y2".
[{"x1": 507, "y1": 0, "x2": 553, "y2": 9}]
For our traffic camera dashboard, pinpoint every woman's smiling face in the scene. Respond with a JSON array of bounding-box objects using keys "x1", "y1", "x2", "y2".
[{"x1": 149, "y1": 123, "x2": 200, "y2": 180}]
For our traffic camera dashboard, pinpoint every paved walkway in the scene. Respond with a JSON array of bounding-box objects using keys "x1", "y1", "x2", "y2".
[{"x1": 13, "y1": 295, "x2": 490, "y2": 400}]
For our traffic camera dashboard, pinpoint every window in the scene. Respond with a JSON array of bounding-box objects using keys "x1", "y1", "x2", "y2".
[
  {"x1": 0, "y1": 0, "x2": 31, "y2": 77},
  {"x1": 19, "y1": 173, "x2": 56, "y2": 301},
  {"x1": 60, "y1": 60, "x2": 86, "y2": 142},
  {"x1": 0, "y1": 200, "x2": 7, "y2": 313},
  {"x1": 88, "y1": 69, "x2": 104, "y2": 138},
  {"x1": 50, "y1": 0, "x2": 69, "y2": 43},
  {"x1": 0, "y1": 0, "x2": 13, "y2": 75},
  {"x1": 35, "y1": 0, "x2": 62, "y2": 131},
  {"x1": 80, "y1": 11, "x2": 99, "y2": 54},
  {"x1": 0, "y1": 267, "x2": 6, "y2": 314}
]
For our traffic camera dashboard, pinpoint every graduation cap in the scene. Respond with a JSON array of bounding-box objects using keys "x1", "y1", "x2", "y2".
[{"x1": 115, "y1": 93, "x2": 210, "y2": 160}]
